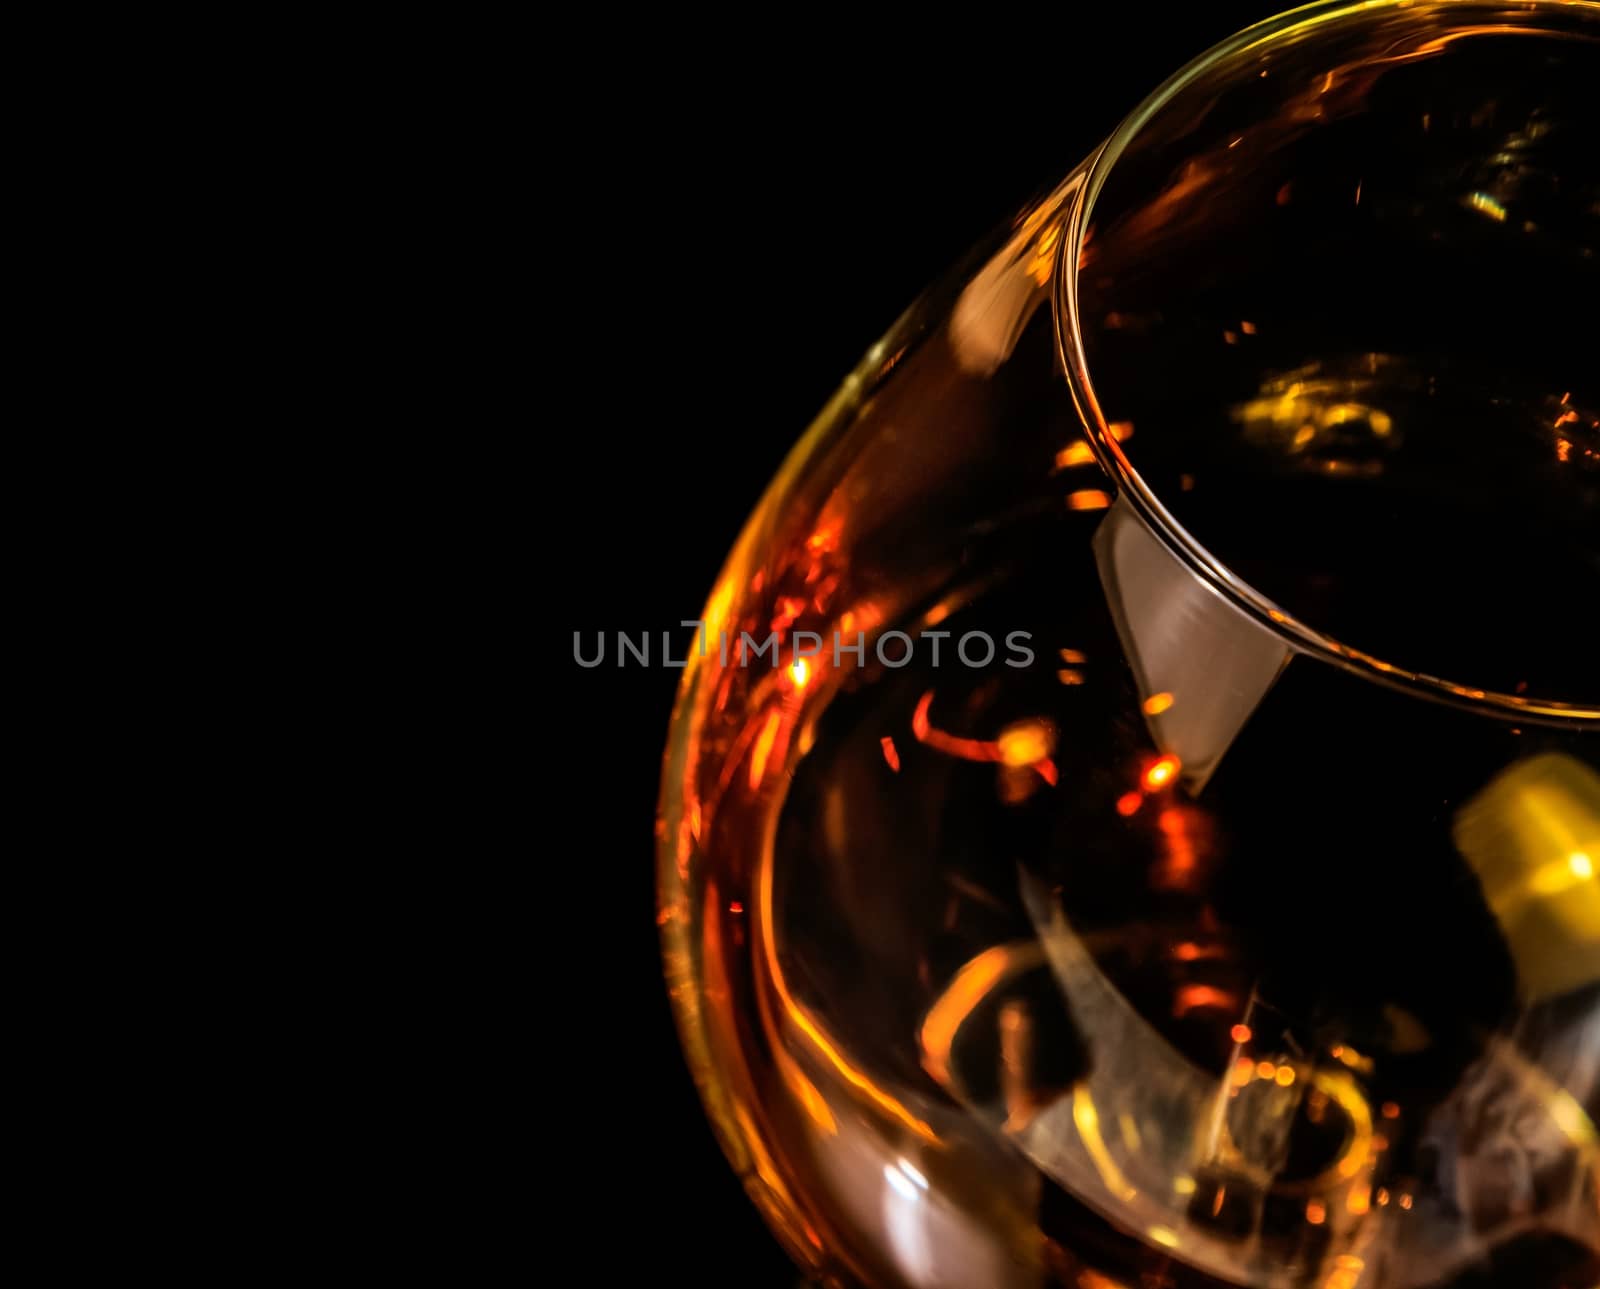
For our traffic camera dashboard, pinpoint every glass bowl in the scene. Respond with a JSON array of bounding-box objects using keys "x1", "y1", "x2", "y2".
[{"x1": 658, "y1": 3, "x2": 1599, "y2": 1286}]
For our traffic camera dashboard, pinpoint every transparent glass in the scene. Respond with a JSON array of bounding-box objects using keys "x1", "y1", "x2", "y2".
[{"x1": 658, "y1": 4, "x2": 1600, "y2": 1286}]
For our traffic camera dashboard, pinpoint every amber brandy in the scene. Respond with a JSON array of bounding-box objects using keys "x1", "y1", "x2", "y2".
[{"x1": 659, "y1": 4, "x2": 1600, "y2": 1286}]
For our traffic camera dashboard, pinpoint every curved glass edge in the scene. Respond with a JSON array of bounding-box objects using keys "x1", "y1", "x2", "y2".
[
  {"x1": 657, "y1": 169, "x2": 1089, "y2": 1282},
  {"x1": 1052, "y1": 0, "x2": 1600, "y2": 727}
]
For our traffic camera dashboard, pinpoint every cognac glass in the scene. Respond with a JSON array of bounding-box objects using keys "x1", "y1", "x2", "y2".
[{"x1": 659, "y1": 3, "x2": 1600, "y2": 1285}]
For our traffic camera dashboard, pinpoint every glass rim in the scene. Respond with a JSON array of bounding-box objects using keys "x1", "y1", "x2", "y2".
[{"x1": 1052, "y1": 0, "x2": 1600, "y2": 727}]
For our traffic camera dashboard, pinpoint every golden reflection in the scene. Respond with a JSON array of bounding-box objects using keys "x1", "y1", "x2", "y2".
[
  {"x1": 754, "y1": 825, "x2": 938, "y2": 1143},
  {"x1": 919, "y1": 942, "x2": 1046, "y2": 1089},
  {"x1": 1054, "y1": 440, "x2": 1097, "y2": 470},
  {"x1": 1143, "y1": 691, "x2": 1175, "y2": 715},
  {"x1": 1453, "y1": 752, "x2": 1600, "y2": 1001},
  {"x1": 1067, "y1": 489, "x2": 1113, "y2": 511},
  {"x1": 1230, "y1": 357, "x2": 1404, "y2": 476},
  {"x1": 1143, "y1": 755, "x2": 1181, "y2": 791},
  {"x1": 1074, "y1": 1086, "x2": 1138, "y2": 1203}
]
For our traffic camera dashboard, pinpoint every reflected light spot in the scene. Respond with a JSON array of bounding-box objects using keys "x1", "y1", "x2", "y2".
[
  {"x1": 1108, "y1": 421, "x2": 1134, "y2": 442},
  {"x1": 787, "y1": 1066, "x2": 836, "y2": 1135},
  {"x1": 1399, "y1": 1194, "x2": 1413, "y2": 1210},
  {"x1": 1148, "y1": 1226, "x2": 1179, "y2": 1249},
  {"x1": 1348, "y1": 1185, "x2": 1371, "y2": 1216},
  {"x1": 1074, "y1": 1086, "x2": 1138, "y2": 1202},
  {"x1": 1116, "y1": 791, "x2": 1144, "y2": 817},
  {"x1": 1572, "y1": 851, "x2": 1594, "y2": 880},
  {"x1": 1067, "y1": 489, "x2": 1112, "y2": 511},
  {"x1": 884, "y1": 1162, "x2": 919, "y2": 1202},
  {"x1": 880, "y1": 736, "x2": 901, "y2": 772},
  {"x1": 1233, "y1": 1057, "x2": 1256, "y2": 1088},
  {"x1": 1174, "y1": 985, "x2": 1234, "y2": 1016},
  {"x1": 999, "y1": 720, "x2": 1056, "y2": 767},
  {"x1": 1055, "y1": 440, "x2": 1097, "y2": 470},
  {"x1": 1143, "y1": 692, "x2": 1175, "y2": 715},
  {"x1": 1059, "y1": 668, "x2": 1086, "y2": 685},
  {"x1": 1174, "y1": 1176, "x2": 1196, "y2": 1195},
  {"x1": 728, "y1": 901, "x2": 744, "y2": 915},
  {"x1": 749, "y1": 711, "x2": 782, "y2": 789},
  {"x1": 1306, "y1": 1200, "x2": 1327, "y2": 1225},
  {"x1": 1231, "y1": 1023, "x2": 1253, "y2": 1044},
  {"x1": 897, "y1": 1159, "x2": 928, "y2": 1191},
  {"x1": 1466, "y1": 191, "x2": 1508, "y2": 222},
  {"x1": 1060, "y1": 648, "x2": 1088, "y2": 664},
  {"x1": 1382, "y1": 1101, "x2": 1401, "y2": 1120},
  {"x1": 791, "y1": 657, "x2": 810, "y2": 687},
  {"x1": 1276, "y1": 1065, "x2": 1296, "y2": 1087},
  {"x1": 1144, "y1": 755, "x2": 1181, "y2": 790},
  {"x1": 1258, "y1": 1061, "x2": 1278, "y2": 1080}
]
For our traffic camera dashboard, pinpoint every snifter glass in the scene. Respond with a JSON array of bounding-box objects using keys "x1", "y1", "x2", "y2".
[{"x1": 657, "y1": 3, "x2": 1599, "y2": 1286}]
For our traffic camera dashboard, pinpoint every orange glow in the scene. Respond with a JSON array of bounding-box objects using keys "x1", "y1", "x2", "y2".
[
  {"x1": 912, "y1": 690, "x2": 1002, "y2": 762},
  {"x1": 1232, "y1": 1057, "x2": 1255, "y2": 1088},
  {"x1": 920, "y1": 942, "x2": 1044, "y2": 1088},
  {"x1": 880, "y1": 736, "x2": 901, "y2": 772},
  {"x1": 1376, "y1": 1187, "x2": 1390, "y2": 1207},
  {"x1": 1060, "y1": 648, "x2": 1088, "y2": 664},
  {"x1": 1231, "y1": 1024, "x2": 1253, "y2": 1044},
  {"x1": 804, "y1": 521, "x2": 841, "y2": 555},
  {"x1": 1241, "y1": 321, "x2": 1258, "y2": 335},
  {"x1": 1143, "y1": 692, "x2": 1175, "y2": 715},
  {"x1": 749, "y1": 711, "x2": 782, "y2": 789},
  {"x1": 1054, "y1": 440, "x2": 1097, "y2": 470},
  {"x1": 788, "y1": 1067, "x2": 836, "y2": 1136},
  {"x1": 1257, "y1": 1061, "x2": 1278, "y2": 1080},
  {"x1": 1173, "y1": 984, "x2": 1234, "y2": 1016},
  {"x1": 1348, "y1": 1186, "x2": 1370, "y2": 1216},
  {"x1": 729, "y1": 901, "x2": 744, "y2": 915},
  {"x1": 790, "y1": 657, "x2": 811, "y2": 688},
  {"x1": 1327, "y1": 1256, "x2": 1365, "y2": 1289},
  {"x1": 998, "y1": 720, "x2": 1055, "y2": 767},
  {"x1": 1067, "y1": 489, "x2": 1112, "y2": 511},
  {"x1": 1275, "y1": 1065, "x2": 1296, "y2": 1087},
  {"x1": 1381, "y1": 1101, "x2": 1400, "y2": 1120},
  {"x1": 1144, "y1": 755, "x2": 1181, "y2": 790},
  {"x1": 757, "y1": 829, "x2": 936, "y2": 1143},
  {"x1": 1108, "y1": 421, "x2": 1135, "y2": 442},
  {"x1": 1558, "y1": 438, "x2": 1572, "y2": 462},
  {"x1": 1555, "y1": 409, "x2": 1579, "y2": 428},
  {"x1": 1155, "y1": 805, "x2": 1202, "y2": 889},
  {"x1": 1399, "y1": 1194, "x2": 1413, "y2": 1210},
  {"x1": 1116, "y1": 791, "x2": 1144, "y2": 817},
  {"x1": 1306, "y1": 1200, "x2": 1326, "y2": 1225},
  {"x1": 1058, "y1": 668, "x2": 1086, "y2": 685}
]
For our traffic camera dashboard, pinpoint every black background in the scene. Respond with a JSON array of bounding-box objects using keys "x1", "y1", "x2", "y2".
[{"x1": 550, "y1": 9, "x2": 1283, "y2": 1281}]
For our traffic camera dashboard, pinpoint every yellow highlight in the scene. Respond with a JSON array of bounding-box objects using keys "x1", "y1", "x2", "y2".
[
  {"x1": 998, "y1": 720, "x2": 1055, "y2": 767},
  {"x1": 1074, "y1": 1086, "x2": 1137, "y2": 1202},
  {"x1": 920, "y1": 943, "x2": 1044, "y2": 1088},
  {"x1": 1054, "y1": 440, "x2": 1096, "y2": 470}
]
